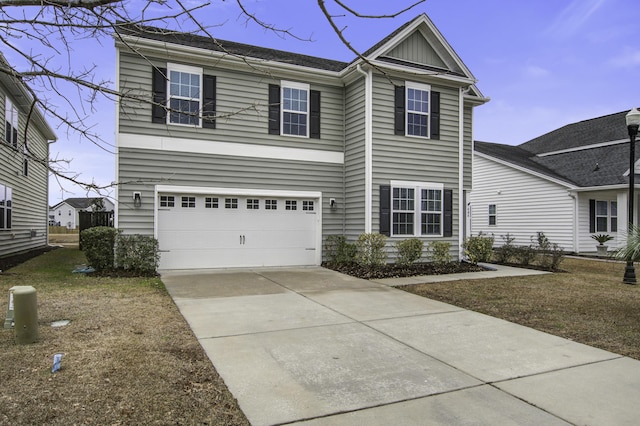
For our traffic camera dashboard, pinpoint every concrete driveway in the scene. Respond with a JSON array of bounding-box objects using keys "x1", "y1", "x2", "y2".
[{"x1": 161, "y1": 267, "x2": 640, "y2": 426}]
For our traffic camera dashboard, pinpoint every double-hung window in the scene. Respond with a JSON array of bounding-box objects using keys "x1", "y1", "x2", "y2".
[
  {"x1": 0, "y1": 183, "x2": 12, "y2": 229},
  {"x1": 282, "y1": 81, "x2": 309, "y2": 137},
  {"x1": 391, "y1": 182, "x2": 443, "y2": 236},
  {"x1": 488, "y1": 204, "x2": 497, "y2": 226},
  {"x1": 594, "y1": 200, "x2": 617, "y2": 233},
  {"x1": 406, "y1": 82, "x2": 430, "y2": 138},
  {"x1": 168, "y1": 64, "x2": 202, "y2": 126},
  {"x1": 5, "y1": 97, "x2": 18, "y2": 147}
]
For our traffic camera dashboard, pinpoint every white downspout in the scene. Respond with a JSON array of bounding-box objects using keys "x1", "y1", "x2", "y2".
[
  {"x1": 569, "y1": 191, "x2": 578, "y2": 253},
  {"x1": 459, "y1": 87, "x2": 469, "y2": 258},
  {"x1": 356, "y1": 64, "x2": 373, "y2": 233}
]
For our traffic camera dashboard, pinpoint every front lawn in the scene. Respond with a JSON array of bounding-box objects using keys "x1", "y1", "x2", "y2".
[
  {"x1": 0, "y1": 248, "x2": 248, "y2": 425},
  {"x1": 400, "y1": 257, "x2": 640, "y2": 360}
]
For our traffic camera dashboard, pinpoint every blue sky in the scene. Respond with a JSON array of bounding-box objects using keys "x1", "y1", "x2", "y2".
[{"x1": 38, "y1": 0, "x2": 640, "y2": 204}]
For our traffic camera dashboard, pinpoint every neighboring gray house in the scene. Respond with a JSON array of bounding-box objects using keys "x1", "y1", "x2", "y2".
[
  {"x1": 471, "y1": 111, "x2": 635, "y2": 254},
  {"x1": 115, "y1": 14, "x2": 488, "y2": 269},
  {"x1": 0, "y1": 54, "x2": 57, "y2": 258},
  {"x1": 49, "y1": 197, "x2": 115, "y2": 228}
]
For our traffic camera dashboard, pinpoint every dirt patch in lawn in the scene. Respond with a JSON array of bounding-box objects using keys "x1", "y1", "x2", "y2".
[
  {"x1": 400, "y1": 257, "x2": 640, "y2": 360},
  {"x1": 0, "y1": 248, "x2": 249, "y2": 426}
]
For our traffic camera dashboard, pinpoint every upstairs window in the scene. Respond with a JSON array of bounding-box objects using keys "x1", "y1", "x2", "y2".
[
  {"x1": 394, "y1": 83, "x2": 440, "y2": 139},
  {"x1": 152, "y1": 64, "x2": 216, "y2": 128},
  {"x1": 282, "y1": 82, "x2": 309, "y2": 137},
  {"x1": 268, "y1": 81, "x2": 320, "y2": 138},
  {"x1": 406, "y1": 83, "x2": 430, "y2": 137},
  {"x1": 22, "y1": 142, "x2": 29, "y2": 177},
  {"x1": 168, "y1": 64, "x2": 202, "y2": 126},
  {"x1": 5, "y1": 97, "x2": 18, "y2": 147}
]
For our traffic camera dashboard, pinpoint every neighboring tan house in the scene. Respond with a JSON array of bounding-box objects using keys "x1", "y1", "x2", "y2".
[
  {"x1": 115, "y1": 14, "x2": 488, "y2": 269},
  {"x1": 0, "y1": 54, "x2": 57, "y2": 258},
  {"x1": 49, "y1": 197, "x2": 115, "y2": 229},
  {"x1": 470, "y1": 110, "x2": 635, "y2": 254}
]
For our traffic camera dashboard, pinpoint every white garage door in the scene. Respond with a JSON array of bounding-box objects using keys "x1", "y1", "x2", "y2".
[{"x1": 157, "y1": 193, "x2": 319, "y2": 269}]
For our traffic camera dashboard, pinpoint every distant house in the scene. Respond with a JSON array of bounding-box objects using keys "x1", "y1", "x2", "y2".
[
  {"x1": 49, "y1": 198, "x2": 115, "y2": 229},
  {"x1": 0, "y1": 53, "x2": 57, "y2": 258},
  {"x1": 470, "y1": 111, "x2": 635, "y2": 254},
  {"x1": 114, "y1": 13, "x2": 489, "y2": 270}
]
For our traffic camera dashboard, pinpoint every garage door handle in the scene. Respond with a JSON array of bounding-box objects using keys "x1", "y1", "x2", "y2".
[{"x1": 239, "y1": 235, "x2": 246, "y2": 245}]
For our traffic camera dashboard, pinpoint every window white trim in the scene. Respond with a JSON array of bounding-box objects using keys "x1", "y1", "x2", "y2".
[
  {"x1": 280, "y1": 80, "x2": 309, "y2": 138},
  {"x1": 405, "y1": 81, "x2": 431, "y2": 139},
  {"x1": 488, "y1": 204, "x2": 496, "y2": 226},
  {"x1": 390, "y1": 181, "x2": 443, "y2": 237},
  {"x1": 5, "y1": 97, "x2": 18, "y2": 147},
  {"x1": 167, "y1": 63, "x2": 203, "y2": 128}
]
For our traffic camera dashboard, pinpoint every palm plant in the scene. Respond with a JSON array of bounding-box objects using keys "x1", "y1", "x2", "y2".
[
  {"x1": 591, "y1": 234, "x2": 614, "y2": 246},
  {"x1": 613, "y1": 225, "x2": 640, "y2": 261}
]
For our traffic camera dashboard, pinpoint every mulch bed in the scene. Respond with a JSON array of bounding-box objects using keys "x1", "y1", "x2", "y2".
[{"x1": 323, "y1": 261, "x2": 486, "y2": 280}]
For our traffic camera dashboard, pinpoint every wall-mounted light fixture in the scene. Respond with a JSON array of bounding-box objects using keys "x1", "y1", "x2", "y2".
[
  {"x1": 329, "y1": 198, "x2": 336, "y2": 209},
  {"x1": 133, "y1": 192, "x2": 142, "y2": 208}
]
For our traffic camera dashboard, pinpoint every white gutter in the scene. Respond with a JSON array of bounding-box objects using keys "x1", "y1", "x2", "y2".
[{"x1": 356, "y1": 64, "x2": 373, "y2": 233}]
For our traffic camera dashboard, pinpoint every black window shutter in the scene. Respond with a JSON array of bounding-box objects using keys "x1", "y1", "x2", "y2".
[
  {"x1": 430, "y1": 91, "x2": 440, "y2": 140},
  {"x1": 152, "y1": 67, "x2": 167, "y2": 124},
  {"x1": 268, "y1": 84, "x2": 280, "y2": 135},
  {"x1": 394, "y1": 85, "x2": 405, "y2": 136},
  {"x1": 310, "y1": 90, "x2": 321, "y2": 139},
  {"x1": 443, "y1": 189, "x2": 453, "y2": 237},
  {"x1": 202, "y1": 74, "x2": 216, "y2": 129},
  {"x1": 380, "y1": 185, "x2": 391, "y2": 236},
  {"x1": 589, "y1": 199, "x2": 596, "y2": 233}
]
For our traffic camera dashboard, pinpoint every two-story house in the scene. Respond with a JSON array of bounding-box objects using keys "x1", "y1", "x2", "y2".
[
  {"x1": 49, "y1": 197, "x2": 115, "y2": 228},
  {"x1": 115, "y1": 14, "x2": 488, "y2": 270},
  {"x1": 0, "y1": 53, "x2": 57, "y2": 258}
]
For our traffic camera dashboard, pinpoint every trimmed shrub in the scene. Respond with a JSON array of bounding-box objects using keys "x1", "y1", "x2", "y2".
[
  {"x1": 513, "y1": 245, "x2": 537, "y2": 266},
  {"x1": 82, "y1": 226, "x2": 119, "y2": 271},
  {"x1": 395, "y1": 238, "x2": 423, "y2": 266},
  {"x1": 428, "y1": 241, "x2": 451, "y2": 265},
  {"x1": 115, "y1": 234, "x2": 160, "y2": 273},
  {"x1": 462, "y1": 233, "x2": 494, "y2": 264},
  {"x1": 494, "y1": 233, "x2": 516, "y2": 264},
  {"x1": 324, "y1": 235, "x2": 356, "y2": 265},
  {"x1": 355, "y1": 233, "x2": 387, "y2": 267}
]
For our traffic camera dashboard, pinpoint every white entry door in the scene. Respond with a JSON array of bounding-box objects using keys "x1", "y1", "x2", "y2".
[{"x1": 157, "y1": 193, "x2": 319, "y2": 269}]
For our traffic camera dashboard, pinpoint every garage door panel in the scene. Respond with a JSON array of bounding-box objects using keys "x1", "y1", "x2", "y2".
[{"x1": 157, "y1": 193, "x2": 319, "y2": 269}]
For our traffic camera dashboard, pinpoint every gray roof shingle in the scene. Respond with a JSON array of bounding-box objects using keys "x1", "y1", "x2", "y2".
[
  {"x1": 476, "y1": 111, "x2": 636, "y2": 188},
  {"x1": 117, "y1": 23, "x2": 348, "y2": 72}
]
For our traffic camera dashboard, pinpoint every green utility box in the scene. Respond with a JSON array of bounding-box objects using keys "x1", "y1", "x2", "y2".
[{"x1": 12, "y1": 286, "x2": 39, "y2": 344}]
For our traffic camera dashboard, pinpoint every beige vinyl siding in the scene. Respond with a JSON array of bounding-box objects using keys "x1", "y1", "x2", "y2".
[
  {"x1": 118, "y1": 147, "x2": 343, "y2": 238},
  {"x1": 118, "y1": 51, "x2": 344, "y2": 153},
  {"x1": 369, "y1": 75, "x2": 462, "y2": 259},
  {"x1": 344, "y1": 79, "x2": 366, "y2": 240},
  {"x1": 470, "y1": 155, "x2": 575, "y2": 251},
  {"x1": 0, "y1": 91, "x2": 50, "y2": 257}
]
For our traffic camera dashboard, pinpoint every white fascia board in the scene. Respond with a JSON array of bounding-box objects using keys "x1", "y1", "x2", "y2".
[
  {"x1": 537, "y1": 139, "x2": 629, "y2": 157},
  {"x1": 571, "y1": 184, "x2": 633, "y2": 193},
  {"x1": 363, "y1": 59, "x2": 477, "y2": 86},
  {"x1": 155, "y1": 185, "x2": 321, "y2": 199},
  {"x1": 118, "y1": 133, "x2": 344, "y2": 164},
  {"x1": 117, "y1": 36, "x2": 343, "y2": 86},
  {"x1": 475, "y1": 151, "x2": 576, "y2": 189}
]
